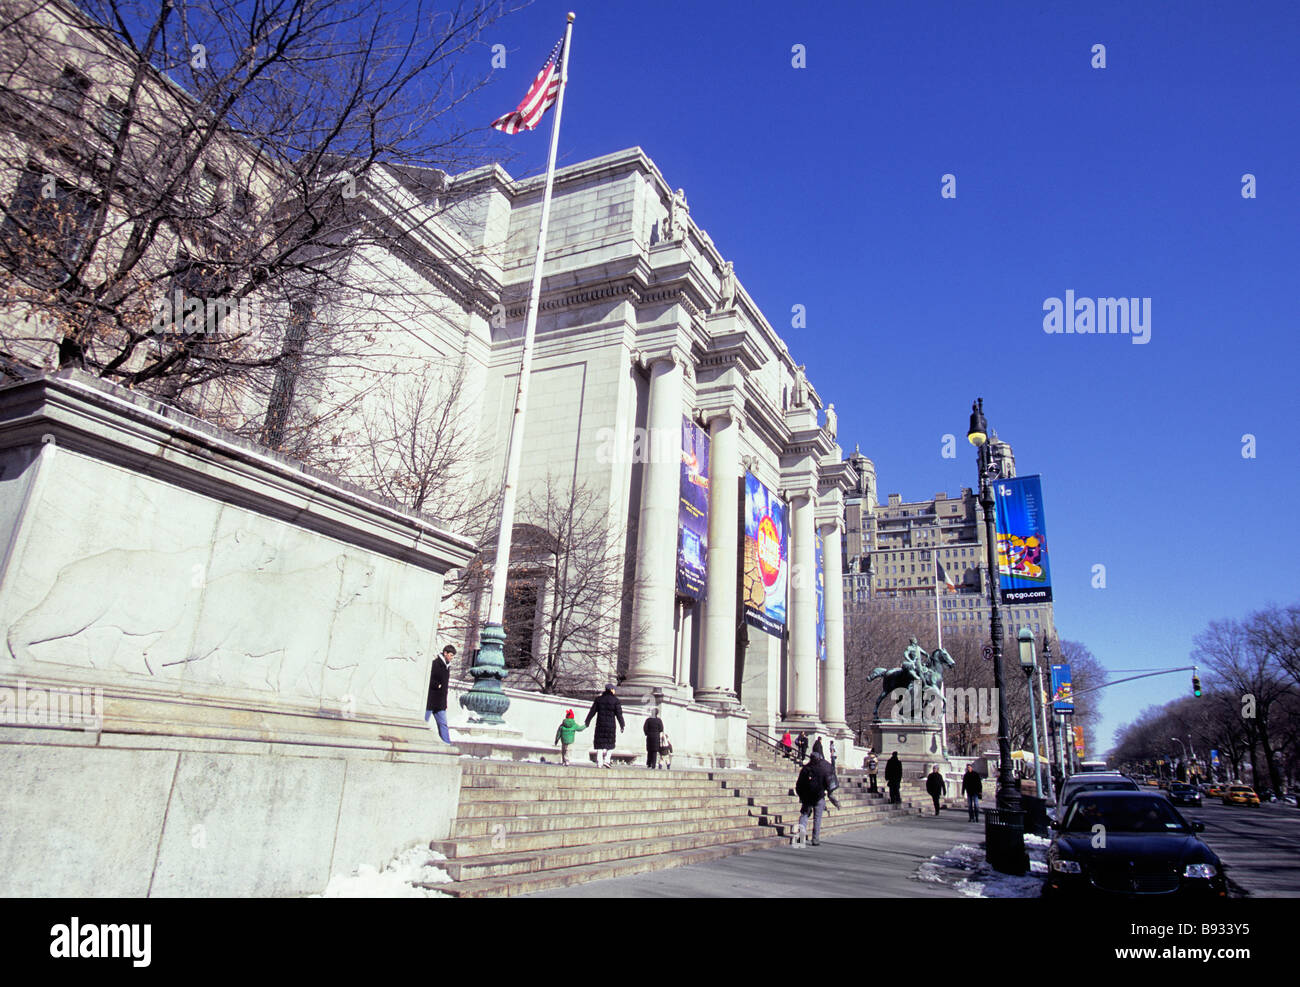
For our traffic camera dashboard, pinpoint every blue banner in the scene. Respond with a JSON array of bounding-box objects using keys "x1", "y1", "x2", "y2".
[
  {"x1": 815, "y1": 531, "x2": 826, "y2": 661},
  {"x1": 993, "y1": 474, "x2": 1053, "y2": 604},
  {"x1": 676, "y1": 417, "x2": 710, "y2": 599},
  {"x1": 742, "y1": 472, "x2": 788, "y2": 637},
  {"x1": 1050, "y1": 663, "x2": 1074, "y2": 714}
]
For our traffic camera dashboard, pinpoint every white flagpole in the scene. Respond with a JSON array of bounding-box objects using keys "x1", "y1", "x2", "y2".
[{"x1": 486, "y1": 13, "x2": 575, "y2": 627}]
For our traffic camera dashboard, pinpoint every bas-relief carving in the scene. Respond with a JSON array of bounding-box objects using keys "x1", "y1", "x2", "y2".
[
  {"x1": 7, "y1": 521, "x2": 432, "y2": 712},
  {"x1": 6, "y1": 529, "x2": 277, "y2": 674}
]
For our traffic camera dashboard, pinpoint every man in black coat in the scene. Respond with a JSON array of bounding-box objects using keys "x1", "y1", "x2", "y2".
[
  {"x1": 926, "y1": 765, "x2": 947, "y2": 815},
  {"x1": 793, "y1": 751, "x2": 840, "y2": 846},
  {"x1": 643, "y1": 708, "x2": 664, "y2": 769},
  {"x1": 885, "y1": 751, "x2": 903, "y2": 804},
  {"x1": 961, "y1": 765, "x2": 984, "y2": 821},
  {"x1": 424, "y1": 645, "x2": 454, "y2": 743},
  {"x1": 796, "y1": 731, "x2": 808, "y2": 764},
  {"x1": 585, "y1": 683, "x2": 624, "y2": 768}
]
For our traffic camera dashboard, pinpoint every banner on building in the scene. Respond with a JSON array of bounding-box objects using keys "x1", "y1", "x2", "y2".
[
  {"x1": 742, "y1": 472, "x2": 788, "y2": 637},
  {"x1": 1050, "y1": 663, "x2": 1074, "y2": 713},
  {"x1": 815, "y1": 531, "x2": 826, "y2": 661},
  {"x1": 676, "y1": 417, "x2": 710, "y2": 599},
  {"x1": 993, "y1": 474, "x2": 1053, "y2": 604},
  {"x1": 1073, "y1": 725, "x2": 1085, "y2": 757},
  {"x1": 1210, "y1": 749, "x2": 1220, "y2": 767}
]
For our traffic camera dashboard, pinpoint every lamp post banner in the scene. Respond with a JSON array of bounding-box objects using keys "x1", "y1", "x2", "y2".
[
  {"x1": 992, "y1": 473, "x2": 1053, "y2": 603},
  {"x1": 1073, "y1": 725, "x2": 1086, "y2": 757},
  {"x1": 1050, "y1": 662, "x2": 1074, "y2": 713},
  {"x1": 676, "y1": 416, "x2": 710, "y2": 599},
  {"x1": 741, "y1": 471, "x2": 788, "y2": 636}
]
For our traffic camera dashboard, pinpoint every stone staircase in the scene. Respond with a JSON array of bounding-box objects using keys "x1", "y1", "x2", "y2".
[{"x1": 428, "y1": 755, "x2": 925, "y2": 898}]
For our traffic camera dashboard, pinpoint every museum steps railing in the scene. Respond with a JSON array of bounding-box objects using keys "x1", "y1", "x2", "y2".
[{"x1": 428, "y1": 758, "x2": 923, "y2": 898}]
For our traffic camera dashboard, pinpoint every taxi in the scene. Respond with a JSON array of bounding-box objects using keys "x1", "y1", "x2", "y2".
[{"x1": 1222, "y1": 785, "x2": 1261, "y2": 807}]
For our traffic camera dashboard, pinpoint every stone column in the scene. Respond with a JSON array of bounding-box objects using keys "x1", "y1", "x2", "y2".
[
  {"x1": 819, "y1": 518, "x2": 851, "y2": 734},
  {"x1": 785, "y1": 488, "x2": 819, "y2": 726},
  {"x1": 625, "y1": 350, "x2": 687, "y2": 694},
  {"x1": 695, "y1": 408, "x2": 741, "y2": 705}
]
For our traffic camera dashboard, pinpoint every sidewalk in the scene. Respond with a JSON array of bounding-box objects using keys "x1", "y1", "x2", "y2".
[{"x1": 526, "y1": 809, "x2": 980, "y2": 898}]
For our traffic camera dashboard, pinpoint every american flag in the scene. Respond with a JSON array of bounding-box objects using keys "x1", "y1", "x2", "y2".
[
  {"x1": 936, "y1": 559, "x2": 957, "y2": 593},
  {"x1": 491, "y1": 38, "x2": 565, "y2": 134}
]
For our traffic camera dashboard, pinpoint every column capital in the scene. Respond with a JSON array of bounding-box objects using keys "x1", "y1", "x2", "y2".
[
  {"x1": 693, "y1": 403, "x2": 744, "y2": 432},
  {"x1": 817, "y1": 516, "x2": 845, "y2": 536},
  {"x1": 782, "y1": 485, "x2": 817, "y2": 504},
  {"x1": 632, "y1": 346, "x2": 694, "y2": 379}
]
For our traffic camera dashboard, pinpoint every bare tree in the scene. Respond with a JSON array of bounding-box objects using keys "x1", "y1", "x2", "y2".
[
  {"x1": 0, "y1": 0, "x2": 516, "y2": 436},
  {"x1": 499, "y1": 475, "x2": 631, "y2": 696}
]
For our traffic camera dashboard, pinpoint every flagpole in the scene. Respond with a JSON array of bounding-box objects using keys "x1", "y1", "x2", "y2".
[{"x1": 462, "y1": 13, "x2": 575, "y2": 727}]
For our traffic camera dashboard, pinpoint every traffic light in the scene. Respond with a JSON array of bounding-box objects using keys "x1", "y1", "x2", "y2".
[{"x1": 1192, "y1": 674, "x2": 1202, "y2": 697}]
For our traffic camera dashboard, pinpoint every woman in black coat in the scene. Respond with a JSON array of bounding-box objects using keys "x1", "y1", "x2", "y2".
[{"x1": 585, "y1": 684, "x2": 625, "y2": 768}]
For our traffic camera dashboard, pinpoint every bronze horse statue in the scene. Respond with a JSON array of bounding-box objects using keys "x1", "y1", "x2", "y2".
[{"x1": 869, "y1": 647, "x2": 955, "y2": 720}]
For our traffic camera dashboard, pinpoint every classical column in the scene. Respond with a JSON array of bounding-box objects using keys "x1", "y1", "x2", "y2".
[
  {"x1": 819, "y1": 518, "x2": 851, "y2": 734},
  {"x1": 785, "y1": 488, "x2": 819, "y2": 726},
  {"x1": 625, "y1": 350, "x2": 687, "y2": 694},
  {"x1": 695, "y1": 408, "x2": 741, "y2": 705}
]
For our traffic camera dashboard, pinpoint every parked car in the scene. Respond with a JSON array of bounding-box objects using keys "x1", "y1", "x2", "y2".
[
  {"x1": 1050, "y1": 772, "x2": 1141, "y2": 822},
  {"x1": 1222, "y1": 785, "x2": 1261, "y2": 807},
  {"x1": 1204, "y1": 784, "x2": 1225, "y2": 798},
  {"x1": 1045, "y1": 791, "x2": 1226, "y2": 897},
  {"x1": 1167, "y1": 783, "x2": 1203, "y2": 807}
]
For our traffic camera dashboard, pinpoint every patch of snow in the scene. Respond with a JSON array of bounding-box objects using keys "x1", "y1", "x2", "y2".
[
  {"x1": 315, "y1": 844, "x2": 452, "y2": 898},
  {"x1": 915, "y1": 836, "x2": 1048, "y2": 899}
]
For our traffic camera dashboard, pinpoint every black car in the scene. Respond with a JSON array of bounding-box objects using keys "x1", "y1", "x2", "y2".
[
  {"x1": 1046, "y1": 791, "x2": 1226, "y2": 897},
  {"x1": 1167, "y1": 783, "x2": 1203, "y2": 807}
]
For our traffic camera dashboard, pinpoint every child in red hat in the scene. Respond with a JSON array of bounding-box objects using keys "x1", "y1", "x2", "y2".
[{"x1": 554, "y1": 709, "x2": 586, "y2": 765}]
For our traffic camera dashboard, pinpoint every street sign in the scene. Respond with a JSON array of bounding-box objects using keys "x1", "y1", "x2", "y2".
[{"x1": 982, "y1": 644, "x2": 993, "y2": 662}]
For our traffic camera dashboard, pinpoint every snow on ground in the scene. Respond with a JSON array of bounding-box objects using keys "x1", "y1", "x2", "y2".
[
  {"x1": 315, "y1": 845, "x2": 453, "y2": 898},
  {"x1": 915, "y1": 834, "x2": 1049, "y2": 898}
]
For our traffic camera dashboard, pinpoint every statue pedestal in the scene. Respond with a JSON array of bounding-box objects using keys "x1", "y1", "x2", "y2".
[{"x1": 871, "y1": 717, "x2": 949, "y2": 783}]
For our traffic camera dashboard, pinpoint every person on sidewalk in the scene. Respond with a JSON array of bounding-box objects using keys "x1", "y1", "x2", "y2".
[
  {"x1": 865, "y1": 748, "x2": 879, "y2": 793},
  {"x1": 792, "y1": 750, "x2": 841, "y2": 847},
  {"x1": 812, "y1": 735, "x2": 825, "y2": 759},
  {"x1": 961, "y1": 764, "x2": 983, "y2": 821},
  {"x1": 585, "y1": 683, "x2": 624, "y2": 768},
  {"x1": 424, "y1": 645, "x2": 454, "y2": 743},
  {"x1": 796, "y1": 732, "x2": 809, "y2": 764},
  {"x1": 885, "y1": 751, "x2": 903, "y2": 804},
  {"x1": 659, "y1": 731, "x2": 673, "y2": 769},
  {"x1": 554, "y1": 709, "x2": 586, "y2": 765},
  {"x1": 643, "y1": 708, "x2": 664, "y2": 769},
  {"x1": 926, "y1": 765, "x2": 947, "y2": 816},
  {"x1": 829, "y1": 739, "x2": 837, "y2": 771}
]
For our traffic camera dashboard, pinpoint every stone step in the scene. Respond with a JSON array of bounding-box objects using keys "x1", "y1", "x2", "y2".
[
  {"x1": 436, "y1": 813, "x2": 760, "y2": 858},
  {"x1": 451, "y1": 802, "x2": 754, "y2": 838},
  {"x1": 440, "y1": 823, "x2": 763, "y2": 881},
  {"x1": 459, "y1": 785, "x2": 737, "y2": 807},
  {"x1": 454, "y1": 795, "x2": 742, "y2": 821},
  {"x1": 461, "y1": 774, "x2": 730, "y2": 795},
  {"x1": 459, "y1": 760, "x2": 726, "y2": 779},
  {"x1": 433, "y1": 834, "x2": 786, "y2": 898}
]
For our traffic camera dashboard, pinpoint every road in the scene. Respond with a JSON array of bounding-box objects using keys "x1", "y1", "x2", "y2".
[{"x1": 1188, "y1": 798, "x2": 1300, "y2": 897}]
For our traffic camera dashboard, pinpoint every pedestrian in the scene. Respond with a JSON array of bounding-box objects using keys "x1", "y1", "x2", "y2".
[
  {"x1": 781, "y1": 731, "x2": 794, "y2": 760},
  {"x1": 926, "y1": 765, "x2": 947, "y2": 815},
  {"x1": 585, "y1": 682, "x2": 624, "y2": 768},
  {"x1": 829, "y1": 739, "x2": 837, "y2": 771},
  {"x1": 792, "y1": 750, "x2": 841, "y2": 848},
  {"x1": 865, "y1": 748, "x2": 879, "y2": 793},
  {"x1": 885, "y1": 751, "x2": 903, "y2": 804},
  {"x1": 797, "y1": 732, "x2": 808, "y2": 763},
  {"x1": 643, "y1": 707, "x2": 664, "y2": 769},
  {"x1": 659, "y1": 731, "x2": 673, "y2": 770},
  {"x1": 961, "y1": 764, "x2": 983, "y2": 821},
  {"x1": 424, "y1": 645, "x2": 454, "y2": 743},
  {"x1": 553, "y1": 709, "x2": 586, "y2": 765},
  {"x1": 812, "y1": 735, "x2": 825, "y2": 759}
]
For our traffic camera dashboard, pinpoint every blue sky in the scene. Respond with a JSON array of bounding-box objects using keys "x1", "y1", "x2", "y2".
[{"x1": 468, "y1": 0, "x2": 1300, "y2": 751}]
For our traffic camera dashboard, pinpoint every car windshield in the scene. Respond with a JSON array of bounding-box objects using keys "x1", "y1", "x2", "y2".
[
  {"x1": 1064, "y1": 796, "x2": 1191, "y2": 834},
  {"x1": 1064, "y1": 780, "x2": 1138, "y2": 800}
]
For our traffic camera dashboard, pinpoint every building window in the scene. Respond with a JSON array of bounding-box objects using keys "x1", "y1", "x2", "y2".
[
  {"x1": 51, "y1": 65, "x2": 91, "y2": 116},
  {"x1": 99, "y1": 95, "x2": 127, "y2": 140},
  {"x1": 1, "y1": 164, "x2": 98, "y2": 281}
]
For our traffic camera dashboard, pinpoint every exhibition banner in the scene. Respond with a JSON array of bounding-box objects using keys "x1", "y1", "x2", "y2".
[
  {"x1": 676, "y1": 417, "x2": 710, "y2": 599},
  {"x1": 815, "y1": 531, "x2": 826, "y2": 661},
  {"x1": 741, "y1": 472, "x2": 788, "y2": 637},
  {"x1": 1051, "y1": 663, "x2": 1074, "y2": 713}
]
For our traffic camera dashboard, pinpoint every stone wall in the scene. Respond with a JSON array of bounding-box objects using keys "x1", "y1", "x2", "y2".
[{"x1": 0, "y1": 372, "x2": 476, "y2": 896}]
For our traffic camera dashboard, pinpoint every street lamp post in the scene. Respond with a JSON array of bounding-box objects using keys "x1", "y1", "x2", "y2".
[
  {"x1": 968, "y1": 398, "x2": 1025, "y2": 874},
  {"x1": 1019, "y1": 627, "x2": 1044, "y2": 798},
  {"x1": 1039, "y1": 633, "x2": 1056, "y2": 803},
  {"x1": 1172, "y1": 737, "x2": 1187, "y2": 782}
]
